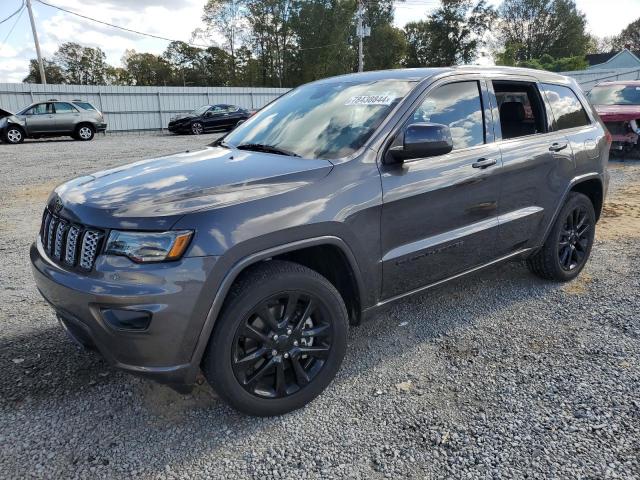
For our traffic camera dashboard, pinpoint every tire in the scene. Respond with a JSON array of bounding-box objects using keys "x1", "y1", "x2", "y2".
[
  {"x1": 202, "y1": 260, "x2": 348, "y2": 416},
  {"x1": 3, "y1": 126, "x2": 24, "y2": 144},
  {"x1": 527, "y1": 192, "x2": 596, "y2": 281},
  {"x1": 75, "y1": 124, "x2": 95, "y2": 141},
  {"x1": 191, "y1": 122, "x2": 204, "y2": 135}
]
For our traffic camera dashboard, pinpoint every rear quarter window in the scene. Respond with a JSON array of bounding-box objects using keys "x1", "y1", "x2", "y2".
[
  {"x1": 542, "y1": 83, "x2": 591, "y2": 131},
  {"x1": 73, "y1": 102, "x2": 96, "y2": 111}
]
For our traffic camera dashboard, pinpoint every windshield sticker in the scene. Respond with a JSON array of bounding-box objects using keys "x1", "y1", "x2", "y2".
[{"x1": 345, "y1": 93, "x2": 395, "y2": 106}]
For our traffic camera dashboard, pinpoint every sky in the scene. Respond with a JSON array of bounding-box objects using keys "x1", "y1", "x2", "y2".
[{"x1": 0, "y1": 0, "x2": 639, "y2": 83}]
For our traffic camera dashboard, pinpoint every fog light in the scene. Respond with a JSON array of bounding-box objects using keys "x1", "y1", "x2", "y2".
[{"x1": 101, "y1": 308, "x2": 151, "y2": 331}]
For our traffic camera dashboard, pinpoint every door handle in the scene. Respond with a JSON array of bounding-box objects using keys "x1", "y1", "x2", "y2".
[
  {"x1": 549, "y1": 142, "x2": 568, "y2": 152},
  {"x1": 472, "y1": 158, "x2": 497, "y2": 169}
]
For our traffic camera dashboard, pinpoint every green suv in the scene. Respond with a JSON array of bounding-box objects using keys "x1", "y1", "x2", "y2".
[{"x1": 0, "y1": 99, "x2": 107, "y2": 144}]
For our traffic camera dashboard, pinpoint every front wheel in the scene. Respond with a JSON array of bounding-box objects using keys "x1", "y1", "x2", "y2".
[
  {"x1": 527, "y1": 192, "x2": 596, "y2": 281},
  {"x1": 191, "y1": 122, "x2": 204, "y2": 135},
  {"x1": 4, "y1": 126, "x2": 24, "y2": 144},
  {"x1": 202, "y1": 260, "x2": 348, "y2": 416}
]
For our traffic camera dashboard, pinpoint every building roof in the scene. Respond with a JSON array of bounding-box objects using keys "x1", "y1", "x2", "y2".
[{"x1": 586, "y1": 50, "x2": 640, "y2": 67}]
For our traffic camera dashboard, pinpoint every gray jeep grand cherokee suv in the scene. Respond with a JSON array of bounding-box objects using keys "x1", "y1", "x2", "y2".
[
  {"x1": 1, "y1": 99, "x2": 106, "y2": 144},
  {"x1": 31, "y1": 67, "x2": 609, "y2": 416}
]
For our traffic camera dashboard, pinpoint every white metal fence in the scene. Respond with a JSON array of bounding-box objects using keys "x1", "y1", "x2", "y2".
[
  {"x1": 562, "y1": 67, "x2": 640, "y2": 92},
  {"x1": 0, "y1": 83, "x2": 290, "y2": 132}
]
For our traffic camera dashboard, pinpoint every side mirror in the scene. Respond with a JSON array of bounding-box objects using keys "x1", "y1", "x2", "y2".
[{"x1": 388, "y1": 123, "x2": 453, "y2": 162}]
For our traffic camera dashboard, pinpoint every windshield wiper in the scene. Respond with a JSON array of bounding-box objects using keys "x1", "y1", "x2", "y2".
[
  {"x1": 212, "y1": 138, "x2": 232, "y2": 148},
  {"x1": 236, "y1": 143, "x2": 301, "y2": 157}
]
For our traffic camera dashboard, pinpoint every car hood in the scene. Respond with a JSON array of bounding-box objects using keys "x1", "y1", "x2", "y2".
[
  {"x1": 171, "y1": 113, "x2": 197, "y2": 122},
  {"x1": 594, "y1": 104, "x2": 640, "y2": 122},
  {"x1": 50, "y1": 147, "x2": 333, "y2": 230}
]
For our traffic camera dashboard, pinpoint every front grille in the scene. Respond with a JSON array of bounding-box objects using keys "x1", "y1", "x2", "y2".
[{"x1": 39, "y1": 208, "x2": 104, "y2": 270}]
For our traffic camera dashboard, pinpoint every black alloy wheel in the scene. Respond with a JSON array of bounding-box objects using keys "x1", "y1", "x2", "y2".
[
  {"x1": 232, "y1": 292, "x2": 332, "y2": 399},
  {"x1": 202, "y1": 260, "x2": 348, "y2": 416},
  {"x1": 191, "y1": 122, "x2": 204, "y2": 135},
  {"x1": 558, "y1": 205, "x2": 591, "y2": 272},
  {"x1": 527, "y1": 192, "x2": 596, "y2": 281}
]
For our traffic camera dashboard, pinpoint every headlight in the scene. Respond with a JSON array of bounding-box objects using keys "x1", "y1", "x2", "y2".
[{"x1": 104, "y1": 230, "x2": 193, "y2": 263}]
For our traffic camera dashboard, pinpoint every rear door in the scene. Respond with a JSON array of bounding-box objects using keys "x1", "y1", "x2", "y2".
[
  {"x1": 24, "y1": 103, "x2": 55, "y2": 134},
  {"x1": 541, "y1": 83, "x2": 602, "y2": 178},
  {"x1": 379, "y1": 77, "x2": 502, "y2": 300},
  {"x1": 53, "y1": 102, "x2": 81, "y2": 133},
  {"x1": 489, "y1": 78, "x2": 574, "y2": 256}
]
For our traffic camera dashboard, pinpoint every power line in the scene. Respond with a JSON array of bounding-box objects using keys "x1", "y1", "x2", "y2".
[
  {"x1": 37, "y1": 0, "x2": 351, "y2": 55},
  {"x1": 0, "y1": 4, "x2": 25, "y2": 54},
  {"x1": 35, "y1": 0, "x2": 212, "y2": 49},
  {"x1": 0, "y1": 0, "x2": 25, "y2": 25}
]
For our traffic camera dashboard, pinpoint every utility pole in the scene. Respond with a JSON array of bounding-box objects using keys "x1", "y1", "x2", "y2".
[
  {"x1": 26, "y1": 0, "x2": 47, "y2": 84},
  {"x1": 356, "y1": 0, "x2": 370, "y2": 73},
  {"x1": 357, "y1": 0, "x2": 364, "y2": 72}
]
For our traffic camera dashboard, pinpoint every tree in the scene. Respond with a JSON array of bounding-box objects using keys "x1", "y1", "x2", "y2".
[
  {"x1": 163, "y1": 41, "x2": 206, "y2": 86},
  {"x1": 613, "y1": 17, "x2": 640, "y2": 51},
  {"x1": 54, "y1": 42, "x2": 109, "y2": 84},
  {"x1": 404, "y1": 0, "x2": 496, "y2": 67},
  {"x1": 518, "y1": 53, "x2": 587, "y2": 72},
  {"x1": 289, "y1": 0, "x2": 356, "y2": 84},
  {"x1": 122, "y1": 50, "x2": 173, "y2": 86},
  {"x1": 22, "y1": 58, "x2": 66, "y2": 83},
  {"x1": 362, "y1": 0, "x2": 407, "y2": 71},
  {"x1": 497, "y1": 0, "x2": 590, "y2": 62},
  {"x1": 201, "y1": 0, "x2": 247, "y2": 83}
]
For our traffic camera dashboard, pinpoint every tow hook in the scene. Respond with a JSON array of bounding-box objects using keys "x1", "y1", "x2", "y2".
[{"x1": 195, "y1": 371, "x2": 206, "y2": 385}]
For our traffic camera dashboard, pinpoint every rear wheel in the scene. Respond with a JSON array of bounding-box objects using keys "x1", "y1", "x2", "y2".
[
  {"x1": 4, "y1": 126, "x2": 24, "y2": 144},
  {"x1": 527, "y1": 192, "x2": 595, "y2": 281},
  {"x1": 75, "y1": 124, "x2": 94, "y2": 141},
  {"x1": 202, "y1": 260, "x2": 348, "y2": 416}
]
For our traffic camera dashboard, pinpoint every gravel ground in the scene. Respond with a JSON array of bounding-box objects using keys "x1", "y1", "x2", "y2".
[{"x1": 1, "y1": 134, "x2": 639, "y2": 479}]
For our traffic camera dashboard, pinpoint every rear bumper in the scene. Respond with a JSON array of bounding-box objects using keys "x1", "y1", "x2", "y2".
[{"x1": 30, "y1": 239, "x2": 219, "y2": 386}]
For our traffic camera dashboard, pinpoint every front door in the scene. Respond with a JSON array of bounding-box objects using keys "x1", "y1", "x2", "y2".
[
  {"x1": 203, "y1": 105, "x2": 226, "y2": 130},
  {"x1": 24, "y1": 103, "x2": 55, "y2": 134},
  {"x1": 380, "y1": 79, "x2": 502, "y2": 300}
]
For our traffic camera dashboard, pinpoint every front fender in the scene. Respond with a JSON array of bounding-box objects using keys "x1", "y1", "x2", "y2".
[{"x1": 186, "y1": 234, "x2": 369, "y2": 380}]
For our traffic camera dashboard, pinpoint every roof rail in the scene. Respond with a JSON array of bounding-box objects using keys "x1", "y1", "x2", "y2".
[{"x1": 47, "y1": 98, "x2": 58, "y2": 101}]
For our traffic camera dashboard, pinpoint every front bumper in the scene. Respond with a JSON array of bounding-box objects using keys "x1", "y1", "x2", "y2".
[
  {"x1": 30, "y1": 239, "x2": 219, "y2": 386},
  {"x1": 96, "y1": 123, "x2": 107, "y2": 133},
  {"x1": 168, "y1": 122, "x2": 189, "y2": 133}
]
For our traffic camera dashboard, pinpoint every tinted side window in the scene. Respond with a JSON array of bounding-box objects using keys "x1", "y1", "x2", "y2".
[
  {"x1": 411, "y1": 81, "x2": 485, "y2": 150},
  {"x1": 542, "y1": 84, "x2": 591, "y2": 131},
  {"x1": 73, "y1": 102, "x2": 95, "y2": 111},
  {"x1": 26, "y1": 104, "x2": 49, "y2": 115},
  {"x1": 54, "y1": 102, "x2": 78, "y2": 113}
]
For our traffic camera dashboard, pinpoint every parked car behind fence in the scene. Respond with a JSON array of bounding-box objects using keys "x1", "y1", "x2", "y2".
[
  {"x1": 0, "y1": 99, "x2": 106, "y2": 144},
  {"x1": 168, "y1": 104, "x2": 253, "y2": 135}
]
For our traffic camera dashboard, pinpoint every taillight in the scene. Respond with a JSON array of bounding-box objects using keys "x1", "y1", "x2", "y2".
[{"x1": 605, "y1": 130, "x2": 612, "y2": 145}]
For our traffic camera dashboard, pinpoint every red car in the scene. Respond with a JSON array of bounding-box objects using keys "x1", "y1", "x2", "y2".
[{"x1": 589, "y1": 81, "x2": 640, "y2": 158}]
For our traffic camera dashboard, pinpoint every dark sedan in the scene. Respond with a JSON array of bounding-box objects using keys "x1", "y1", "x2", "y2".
[{"x1": 168, "y1": 104, "x2": 252, "y2": 135}]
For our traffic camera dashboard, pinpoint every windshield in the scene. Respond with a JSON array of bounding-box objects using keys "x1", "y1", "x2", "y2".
[
  {"x1": 224, "y1": 80, "x2": 415, "y2": 160},
  {"x1": 588, "y1": 85, "x2": 640, "y2": 105},
  {"x1": 191, "y1": 105, "x2": 211, "y2": 115}
]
